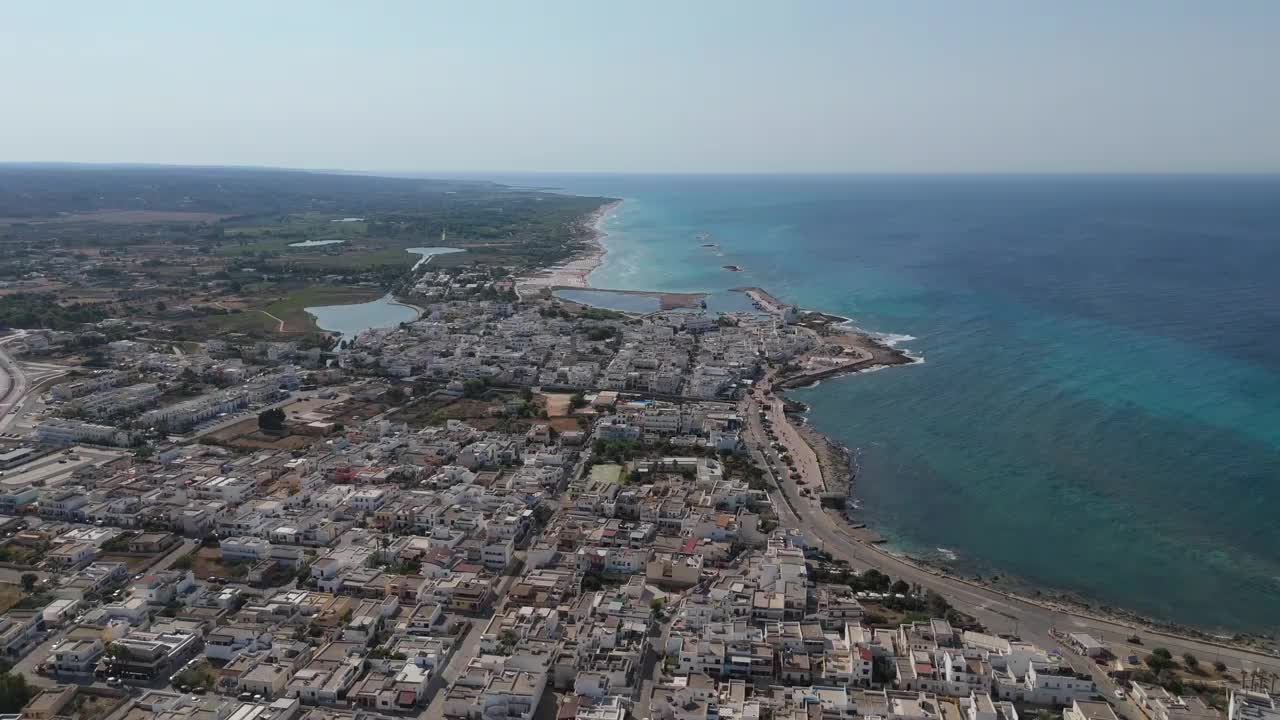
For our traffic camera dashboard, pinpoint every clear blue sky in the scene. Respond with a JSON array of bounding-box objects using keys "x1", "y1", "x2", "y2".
[{"x1": 2, "y1": 1, "x2": 1277, "y2": 173}]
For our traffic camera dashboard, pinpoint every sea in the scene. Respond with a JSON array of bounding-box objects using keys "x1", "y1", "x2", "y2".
[{"x1": 490, "y1": 173, "x2": 1280, "y2": 634}]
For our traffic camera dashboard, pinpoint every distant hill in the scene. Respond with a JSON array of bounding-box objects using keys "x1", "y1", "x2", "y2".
[{"x1": 0, "y1": 164, "x2": 509, "y2": 218}]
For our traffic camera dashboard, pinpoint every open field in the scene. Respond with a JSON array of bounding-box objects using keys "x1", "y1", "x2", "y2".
[
  {"x1": 541, "y1": 392, "x2": 573, "y2": 417},
  {"x1": 263, "y1": 285, "x2": 384, "y2": 332},
  {"x1": 99, "y1": 553, "x2": 159, "y2": 572},
  {"x1": 0, "y1": 210, "x2": 228, "y2": 225},
  {"x1": 181, "y1": 284, "x2": 383, "y2": 338},
  {"x1": 192, "y1": 547, "x2": 248, "y2": 580}
]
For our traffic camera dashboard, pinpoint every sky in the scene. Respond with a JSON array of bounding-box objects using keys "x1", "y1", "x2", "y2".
[{"x1": 1, "y1": 1, "x2": 1278, "y2": 174}]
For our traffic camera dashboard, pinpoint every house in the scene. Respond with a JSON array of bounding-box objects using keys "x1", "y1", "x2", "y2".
[
  {"x1": 0, "y1": 609, "x2": 44, "y2": 657},
  {"x1": 1229, "y1": 691, "x2": 1280, "y2": 720},
  {"x1": 1065, "y1": 700, "x2": 1120, "y2": 720},
  {"x1": 1066, "y1": 634, "x2": 1107, "y2": 658},
  {"x1": 646, "y1": 552, "x2": 704, "y2": 589},
  {"x1": 240, "y1": 662, "x2": 293, "y2": 700},
  {"x1": 47, "y1": 541, "x2": 97, "y2": 570},
  {"x1": 96, "y1": 629, "x2": 201, "y2": 681},
  {"x1": 132, "y1": 570, "x2": 197, "y2": 605},
  {"x1": 50, "y1": 638, "x2": 104, "y2": 674},
  {"x1": 129, "y1": 532, "x2": 180, "y2": 553},
  {"x1": 22, "y1": 686, "x2": 78, "y2": 720}
]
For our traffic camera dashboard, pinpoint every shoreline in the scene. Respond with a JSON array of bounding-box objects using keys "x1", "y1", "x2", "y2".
[
  {"x1": 518, "y1": 198, "x2": 621, "y2": 294},
  {"x1": 520, "y1": 203, "x2": 1274, "y2": 651},
  {"x1": 388, "y1": 294, "x2": 426, "y2": 320},
  {"x1": 767, "y1": 336, "x2": 1278, "y2": 652},
  {"x1": 759, "y1": 333, "x2": 1279, "y2": 653}
]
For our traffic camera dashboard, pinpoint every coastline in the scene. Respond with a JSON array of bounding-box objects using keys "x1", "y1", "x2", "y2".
[
  {"x1": 388, "y1": 295, "x2": 426, "y2": 320},
  {"x1": 517, "y1": 202, "x2": 1276, "y2": 652},
  {"x1": 518, "y1": 198, "x2": 621, "y2": 293}
]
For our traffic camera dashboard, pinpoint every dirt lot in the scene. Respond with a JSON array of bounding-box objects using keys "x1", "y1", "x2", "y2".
[
  {"x1": 192, "y1": 547, "x2": 249, "y2": 581},
  {"x1": 326, "y1": 400, "x2": 389, "y2": 425},
  {"x1": 391, "y1": 397, "x2": 499, "y2": 428},
  {"x1": 99, "y1": 553, "x2": 158, "y2": 572},
  {"x1": 541, "y1": 393, "x2": 573, "y2": 417},
  {"x1": 548, "y1": 417, "x2": 581, "y2": 433},
  {"x1": 203, "y1": 418, "x2": 314, "y2": 450},
  {"x1": 0, "y1": 587, "x2": 23, "y2": 614}
]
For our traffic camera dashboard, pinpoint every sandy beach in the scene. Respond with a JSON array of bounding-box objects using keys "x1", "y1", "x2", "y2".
[{"x1": 518, "y1": 199, "x2": 621, "y2": 295}]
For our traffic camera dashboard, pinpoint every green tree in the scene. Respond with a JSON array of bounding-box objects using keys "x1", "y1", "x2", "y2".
[
  {"x1": 258, "y1": 407, "x2": 286, "y2": 432},
  {"x1": 1182, "y1": 653, "x2": 1199, "y2": 670},
  {"x1": 0, "y1": 671, "x2": 34, "y2": 713},
  {"x1": 19, "y1": 573, "x2": 37, "y2": 594},
  {"x1": 1146, "y1": 651, "x2": 1176, "y2": 672},
  {"x1": 650, "y1": 599, "x2": 666, "y2": 617}
]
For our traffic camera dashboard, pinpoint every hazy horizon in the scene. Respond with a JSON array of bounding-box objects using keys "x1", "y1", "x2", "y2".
[{"x1": 3, "y1": 1, "x2": 1278, "y2": 174}]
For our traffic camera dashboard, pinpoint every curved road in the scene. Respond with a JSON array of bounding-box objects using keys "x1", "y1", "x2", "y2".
[
  {"x1": 742, "y1": 376, "x2": 1280, "y2": 678},
  {"x1": 0, "y1": 334, "x2": 31, "y2": 433}
]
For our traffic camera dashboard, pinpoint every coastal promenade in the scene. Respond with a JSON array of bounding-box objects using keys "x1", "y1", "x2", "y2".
[{"x1": 742, "y1": 371, "x2": 1280, "y2": 677}]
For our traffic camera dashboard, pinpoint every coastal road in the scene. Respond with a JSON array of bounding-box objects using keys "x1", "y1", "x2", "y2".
[
  {"x1": 0, "y1": 333, "x2": 30, "y2": 433},
  {"x1": 743, "y1": 379, "x2": 1280, "y2": 677}
]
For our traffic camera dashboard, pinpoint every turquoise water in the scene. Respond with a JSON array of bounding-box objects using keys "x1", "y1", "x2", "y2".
[{"x1": 493, "y1": 173, "x2": 1280, "y2": 633}]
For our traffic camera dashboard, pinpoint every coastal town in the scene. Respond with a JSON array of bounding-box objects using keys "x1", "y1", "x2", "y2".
[{"x1": 0, "y1": 171, "x2": 1276, "y2": 720}]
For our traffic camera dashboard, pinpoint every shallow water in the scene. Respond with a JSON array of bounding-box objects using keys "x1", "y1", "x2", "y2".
[{"x1": 490, "y1": 173, "x2": 1280, "y2": 632}]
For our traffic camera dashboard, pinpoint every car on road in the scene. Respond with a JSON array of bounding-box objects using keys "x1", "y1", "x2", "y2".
[{"x1": 1115, "y1": 689, "x2": 1126, "y2": 700}]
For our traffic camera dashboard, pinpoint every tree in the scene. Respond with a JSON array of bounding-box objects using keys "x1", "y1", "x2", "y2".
[
  {"x1": 890, "y1": 579, "x2": 911, "y2": 596},
  {"x1": 258, "y1": 407, "x2": 286, "y2": 432},
  {"x1": 1146, "y1": 650, "x2": 1177, "y2": 672},
  {"x1": 650, "y1": 599, "x2": 666, "y2": 617},
  {"x1": 19, "y1": 573, "x2": 37, "y2": 594},
  {"x1": 1213, "y1": 661, "x2": 1227, "y2": 673},
  {"x1": 0, "y1": 671, "x2": 34, "y2": 713},
  {"x1": 1182, "y1": 653, "x2": 1199, "y2": 670}
]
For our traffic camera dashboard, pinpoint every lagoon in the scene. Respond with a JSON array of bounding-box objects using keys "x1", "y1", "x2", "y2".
[
  {"x1": 305, "y1": 293, "x2": 418, "y2": 342},
  {"x1": 304, "y1": 247, "x2": 464, "y2": 342}
]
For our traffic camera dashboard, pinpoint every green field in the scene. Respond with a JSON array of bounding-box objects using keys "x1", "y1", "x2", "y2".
[
  {"x1": 180, "y1": 284, "x2": 383, "y2": 340},
  {"x1": 263, "y1": 285, "x2": 384, "y2": 332}
]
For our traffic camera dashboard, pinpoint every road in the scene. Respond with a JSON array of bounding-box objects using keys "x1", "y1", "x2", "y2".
[
  {"x1": 741, "y1": 377, "x2": 1280, "y2": 678},
  {"x1": 0, "y1": 331, "x2": 71, "y2": 437},
  {"x1": 633, "y1": 595, "x2": 683, "y2": 720},
  {"x1": 0, "y1": 333, "x2": 31, "y2": 434},
  {"x1": 420, "y1": 557, "x2": 526, "y2": 720},
  {"x1": 151, "y1": 538, "x2": 199, "y2": 573}
]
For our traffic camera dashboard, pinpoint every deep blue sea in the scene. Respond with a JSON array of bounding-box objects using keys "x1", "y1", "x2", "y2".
[{"x1": 495, "y1": 174, "x2": 1280, "y2": 633}]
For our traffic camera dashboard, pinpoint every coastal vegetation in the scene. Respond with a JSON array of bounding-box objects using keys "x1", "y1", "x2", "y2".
[{"x1": 0, "y1": 166, "x2": 610, "y2": 343}]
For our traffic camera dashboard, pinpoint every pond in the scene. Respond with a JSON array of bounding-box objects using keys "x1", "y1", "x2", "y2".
[{"x1": 305, "y1": 293, "x2": 419, "y2": 342}]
